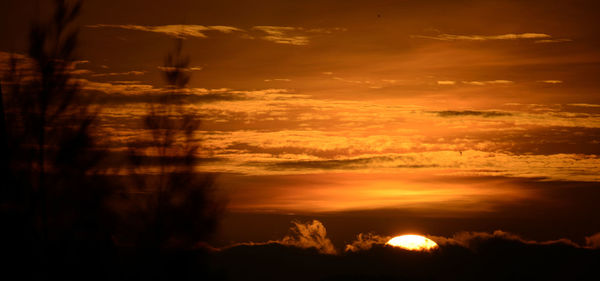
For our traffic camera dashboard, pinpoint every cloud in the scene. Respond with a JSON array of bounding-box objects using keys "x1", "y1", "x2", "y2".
[
  {"x1": 1, "y1": 51, "x2": 92, "y2": 77},
  {"x1": 157, "y1": 66, "x2": 203, "y2": 72},
  {"x1": 236, "y1": 149, "x2": 600, "y2": 182},
  {"x1": 264, "y1": 78, "x2": 291, "y2": 82},
  {"x1": 76, "y1": 79, "x2": 260, "y2": 104},
  {"x1": 91, "y1": 70, "x2": 145, "y2": 77},
  {"x1": 535, "y1": 38, "x2": 573, "y2": 43},
  {"x1": 437, "y1": 80, "x2": 456, "y2": 85},
  {"x1": 585, "y1": 233, "x2": 600, "y2": 249},
  {"x1": 462, "y1": 80, "x2": 513, "y2": 85},
  {"x1": 436, "y1": 110, "x2": 512, "y2": 117},
  {"x1": 252, "y1": 26, "x2": 309, "y2": 45},
  {"x1": 431, "y1": 230, "x2": 580, "y2": 248},
  {"x1": 86, "y1": 24, "x2": 244, "y2": 38},
  {"x1": 252, "y1": 26, "x2": 345, "y2": 45},
  {"x1": 567, "y1": 103, "x2": 600, "y2": 108},
  {"x1": 76, "y1": 79, "x2": 158, "y2": 95},
  {"x1": 87, "y1": 24, "x2": 343, "y2": 44},
  {"x1": 412, "y1": 33, "x2": 552, "y2": 41},
  {"x1": 70, "y1": 69, "x2": 93, "y2": 75},
  {"x1": 345, "y1": 233, "x2": 391, "y2": 252},
  {"x1": 227, "y1": 220, "x2": 336, "y2": 255},
  {"x1": 72, "y1": 60, "x2": 90, "y2": 66},
  {"x1": 267, "y1": 155, "x2": 439, "y2": 170},
  {"x1": 280, "y1": 220, "x2": 337, "y2": 254},
  {"x1": 539, "y1": 80, "x2": 563, "y2": 84}
]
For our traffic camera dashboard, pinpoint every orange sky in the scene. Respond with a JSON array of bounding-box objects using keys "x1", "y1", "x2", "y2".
[{"x1": 1, "y1": 0, "x2": 600, "y2": 220}]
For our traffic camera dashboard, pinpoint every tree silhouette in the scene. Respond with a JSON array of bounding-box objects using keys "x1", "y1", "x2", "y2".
[
  {"x1": 2, "y1": 2, "x2": 224, "y2": 279},
  {"x1": 126, "y1": 39, "x2": 224, "y2": 252},
  {"x1": 1, "y1": 1, "x2": 116, "y2": 279}
]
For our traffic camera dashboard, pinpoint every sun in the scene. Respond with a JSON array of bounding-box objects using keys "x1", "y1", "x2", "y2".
[{"x1": 386, "y1": 234, "x2": 438, "y2": 251}]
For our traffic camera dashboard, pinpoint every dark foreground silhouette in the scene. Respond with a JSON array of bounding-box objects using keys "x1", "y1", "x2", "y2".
[
  {"x1": 210, "y1": 238, "x2": 600, "y2": 281},
  {"x1": 0, "y1": 1, "x2": 221, "y2": 280}
]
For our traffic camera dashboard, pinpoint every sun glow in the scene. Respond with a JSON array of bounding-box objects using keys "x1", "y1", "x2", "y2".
[{"x1": 386, "y1": 235, "x2": 438, "y2": 251}]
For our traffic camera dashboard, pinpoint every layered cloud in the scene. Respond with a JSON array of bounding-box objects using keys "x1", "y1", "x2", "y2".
[
  {"x1": 412, "y1": 32, "x2": 570, "y2": 43},
  {"x1": 76, "y1": 76, "x2": 600, "y2": 182},
  {"x1": 91, "y1": 70, "x2": 145, "y2": 77},
  {"x1": 462, "y1": 80, "x2": 513, "y2": 85},
  {"x1": 252, "y1": 26, "x2": 345, "y2": 45},
  {"x1": 86, "y1": 24, "x2": 344, "y2": 45},
  {"x1": 86, "y1": 24, "x2": 243, "y2": 38}
]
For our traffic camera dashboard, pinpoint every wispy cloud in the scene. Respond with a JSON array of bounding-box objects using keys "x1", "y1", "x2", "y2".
[
  {"x1": 538, "y1": 80, "x2": 563, "y2": 84},
  {"x1": 253, "y1": 26, "x2": 309, "y2": 45},
  {"x1": 87, "y1": 24, "x2": 344, "y2": 45},
  {"x1": 92, "y1": 70, "x2": 145, "y2": 77},
  {"x1": 436, "y1": 110, "x2": 512, "y2": 117},
  {"x1": 252, "y1": 26, "x2": 345, "y2": 45},
  {"x1": 462, "y1": 80, "x2": 513, "y2": 85},
  {"x1": 437, "y1": 80, "x2": 456, "y2": 85},
  {"x1": 535, "y1": 38, "x2": 572, "y2": 43},
  {"x1": 411, "y1": 32, "x2": 571, "y2": 43},
  {"x1": 264, "y1": 78, "x2": 291, "y2": 82},
  {"x1": 86, "y1": 24, "x2": 244, "y2": 38},
  {"x1": 567, "y1": 103, "x2": 600, "y2": 108},
  {"x1": 157, "y1": 66, "x2": 203, "y2": 72},
  {"x1": 77, "y1": 78, "x2": 159, "y2": 95},
  {"x1": 345, "y1": 233, "x2": 391, "y2": 252}
]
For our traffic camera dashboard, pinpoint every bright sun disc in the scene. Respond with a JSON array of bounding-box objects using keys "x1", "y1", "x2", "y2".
[{"x1": 386, "y1": 235, "x2": 438, "y2": 251}]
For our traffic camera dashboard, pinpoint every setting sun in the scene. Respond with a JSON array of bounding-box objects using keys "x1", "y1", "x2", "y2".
[{"x1": 386, "y1": 235, "x2": 439, "y2": 251}]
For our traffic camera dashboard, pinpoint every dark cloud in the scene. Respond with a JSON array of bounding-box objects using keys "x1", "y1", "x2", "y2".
[
  {"x1": 211, "y1": 229, "x2": 600, "y2": 281},
  {"x1": 436, "y1": 110, "x2": 512, "y2": 117},
  {"x1": 265, "y1": 155, "x2": 438, "y2": 170}
]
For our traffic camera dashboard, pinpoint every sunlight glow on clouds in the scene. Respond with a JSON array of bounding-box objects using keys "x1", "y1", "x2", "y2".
[
  {"x1": 412, "y1": 33, "x2": 552, "y2": 41},
  {"x1": 228, "y1": 220, "x2": 336, "y2": 254},
  {"x1": 86, "y1": 24, "x2": 243, "y2": 38},
  {"x1": 252, "y1": 26, "x2": 346, "y2": 45}
]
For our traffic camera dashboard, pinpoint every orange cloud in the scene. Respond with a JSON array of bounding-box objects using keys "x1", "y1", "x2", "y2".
[
  {"x1": 345, "y1": 233, "x2": 391, "y2": 252},
  {"x1": 412, "y1": 33, "x2": 552, "y2": 41},
  {"x1": 226, "y1": 220, "x2": 336, "y2": 254},
  {"x1": 585, "y1": 233, "x2": 600, "y2": 249},
  {"x1": 86, "y1": 24, "x2": 243, "y2": 38},
  {"x1": 253, "y1": 26, "x2": 345, "y2": 45}
]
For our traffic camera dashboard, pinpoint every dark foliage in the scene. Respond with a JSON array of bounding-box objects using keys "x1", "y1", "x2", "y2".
[
  {"x1": 0, "y1": 1, "x2": 117, "y2": 280},
  {"x1": 0, "y1": 1, "x2": 223, "y2": 280},
  {"x1": 123, "y1": 38, "x2": 224, "y2": 251}
]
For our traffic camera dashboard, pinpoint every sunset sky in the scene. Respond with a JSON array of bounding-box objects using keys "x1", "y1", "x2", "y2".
[{"x1": 2, "y1": 0, "x2": 600, "y2": 248}]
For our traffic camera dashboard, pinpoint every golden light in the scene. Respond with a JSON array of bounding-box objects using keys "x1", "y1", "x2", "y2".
[{"x1": 386, "y1": 235, "x2": 438, "y2": 251}]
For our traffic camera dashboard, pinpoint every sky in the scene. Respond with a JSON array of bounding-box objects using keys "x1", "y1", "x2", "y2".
[{"x1": 1, "y1": 0, "x2": 600, "y2": 249}]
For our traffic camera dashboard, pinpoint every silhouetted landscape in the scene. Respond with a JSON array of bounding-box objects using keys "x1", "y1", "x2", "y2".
[{"x1": 1, "y1": 1, "x2": 600, "y2": 280}]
